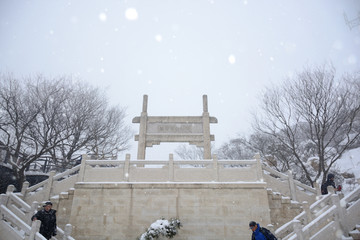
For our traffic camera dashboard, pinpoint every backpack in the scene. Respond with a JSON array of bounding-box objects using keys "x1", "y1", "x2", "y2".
[
  {"x1": 321, "y1": 182, "x2": 327, "y2": 194},
  {"x1": 259, "y1": 227, "x2": 278, "y2": 240}
]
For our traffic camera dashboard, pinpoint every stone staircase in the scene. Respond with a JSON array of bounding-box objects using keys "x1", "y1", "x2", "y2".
[
  {"x1": 349, "y1": 224, "x2": 360, "y2": 240},
  {"x1": 20, "y1": 164, "x2": 81, "y2": 205},
  {"x1": 0, "y1": 161, "x2": 80, "y2": 240},
  {"x1": 1, "y1": 155, "x2": 359, "y2": 239},
  {"x1": 50, "y1": 188, "x2": 75, "y2": 229},
  {"x1": 274, "y1": 185, "x2": 360, "y2": 240},
  {"x1": 267, "y1": 188, "x2": 303, "y2": 229},
  {"x1": 0, "y1": 185, "x2": 74, "y2": 240},
  {"x1": 262, "y1": 164, "x2": 318, "y2": 204}
]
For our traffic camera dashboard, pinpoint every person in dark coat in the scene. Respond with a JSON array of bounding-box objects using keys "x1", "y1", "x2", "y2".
[
  {"x1": 321, "y1": 173, "x2": 339, "y2": 195},
  {"x1": 31, "y1": 201, "x2": 57, "y2": 240},
  {"x1": 249, "y1": 221, "x2": 277, "y2": 240}
]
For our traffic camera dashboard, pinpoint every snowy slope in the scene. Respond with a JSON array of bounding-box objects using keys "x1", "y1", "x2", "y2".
[
  {"x1": 336, "y1": 147, "x2": 360, "y2": 178},
  {"x1": 334, "y1": 147, "x2": 360, "y2": 193}
]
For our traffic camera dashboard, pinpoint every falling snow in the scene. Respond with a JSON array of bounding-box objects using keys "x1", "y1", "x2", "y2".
[
  {"x1": 0, "y1": 0, "x2": 358, "y2": 162},
  {"x1": 125, "y1": 8, "x2": 138, "y2": 21},
  {"x1": 155, "y1": 34, "x2": 163, "y2": 42},
  {"x1": 228, "y1": 54, "x2": 236, "y2": 64},
  {"x1": 99, "y1": 12, "x2": 107, "y2": 22}
]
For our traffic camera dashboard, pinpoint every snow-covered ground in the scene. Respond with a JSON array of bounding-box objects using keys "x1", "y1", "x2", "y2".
[
  {"x1": 337, "y1": 147, "x2": 360, "y2": 178},
  {"x1": 334, "y1": 147, "x2": 360, "y2": 193}
]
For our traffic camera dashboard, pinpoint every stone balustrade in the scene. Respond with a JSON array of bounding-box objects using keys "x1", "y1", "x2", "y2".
[
  {"x1": 21, "y1": 164, "x2": 81, "y2": 203},
  {"x1": 262, "y1": 165, "x2": 317, "y2": 204},
  {"x1": 77, "y1": 153, "x2": 263, "y2": 183},
  {"x1": 0, "y1": 185, "x2": 74, "y2": 240},
  {"x1": 20, "y1": 153, "x2": 318, "y2": 208},
  {"x1": 275, "y1": 184, "x2": 360, "y2": 239},
  {"x1": 0, "y1": 203, "x2": 46, "y2": 240},
  {"x1": 6, "y1": 153, "x2": 357, "y2": 239}
]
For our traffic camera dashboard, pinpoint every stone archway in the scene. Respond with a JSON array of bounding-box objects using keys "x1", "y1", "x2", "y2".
[{"x1": 132, "y1": 95, "x2": 218, "y2": 159}]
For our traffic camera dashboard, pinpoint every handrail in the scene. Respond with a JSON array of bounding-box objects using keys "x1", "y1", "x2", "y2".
[
  {"x1": 1, "y1": 205, "x2": 31, "y2": 231},
  {"x1": 341, "y1": 184, "x2": 360, "y2": 205},
  {"x1": 302, "y1": 205, "x2": 336, "y2": 233},
  {"x1": 275, "y1": 184, "x2": 360, "y2": 240},
  {"x1": 53, "y1": 165, "x2": 81, "y2": 180},
  {"x1": 27, "y1": 180, "x2": 47, "y2": 193},
  {"x1": 262, "y1": 165, "x2": 289, "y2": 179},
  {"x1": 22, "y1": 164, "x2": 81, "y2": 202},
  {"x1": 295, "y1": 181, "x2": 316, "y2": 193},
  {"x1": 57, "y1": 224, "x2": 75, "y2": 240},
  {"x1": 0, "y1": 205, "x2": 46, "y2": 240},
  {"x1": 77, "y1": 156, "x2": 262, "y2": 184},
  {"x1": 9, "y1": 192, "x2": 31, "y2": 210},
  {"x1": 217, "y1": 159, "x2": 256, "y2": 165},
  {"x1": 1, "y1": 191, "x2": 75, "y2": 240},
  {"x1": 275, "y1": 194, "x2": 331, "y2": 238},
  {"x1": 26, "y1": 165, "x2": 81, "y2": 193},
  {"x1": 84, "y1": 159, "x2": 257, "y2": 165},
  {"x1": 309, "y1": 193, "x2": 331, "y2": 210},
  {"x1": 80, "y1": 155, "x2": 316, "y2": 204},
  {"x1": 23, "y1": 154, "x2": 317, "y2": 207},
  {"x1": 263, "y1": 165, "x2": 317, "y2": 194}
]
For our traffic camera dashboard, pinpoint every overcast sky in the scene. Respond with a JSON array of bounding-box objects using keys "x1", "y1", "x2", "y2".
[{"x1": 1, "y1": 0, "x2": 359, "y2": 159}]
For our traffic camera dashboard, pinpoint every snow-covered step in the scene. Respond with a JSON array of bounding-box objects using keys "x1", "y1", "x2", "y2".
[{"x1": 349, "y1": 224, "x2": 360, "y2": 240}]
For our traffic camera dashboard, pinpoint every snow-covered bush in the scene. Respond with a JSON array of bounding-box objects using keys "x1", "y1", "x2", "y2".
[{"x1": 139, "y1": 218, "x2": 181, "y2": 240}]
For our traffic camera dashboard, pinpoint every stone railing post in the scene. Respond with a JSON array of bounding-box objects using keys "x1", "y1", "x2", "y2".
[
  {"x1": 124, "y1": 154, "x2": 130, "y2": 182},
  {"x1": 6, "y1": 184, "x2": 15, "y2": 195},
  {"x1": 327, "y1": 185, "x2": 335, "y2": 194},
  {"x1": 267, "y1": 224, "x2": 274, "y2": 234},
  {"x1": 254, "y1": 153, "x2": 263, "y2": 181},
  {"x1": 331, "y1": 194, "x2": 348, "y2": 236},
  {"x1": 21, "y1": 181, "x2": 30, "y2": 199},
  {"x1": 44, "y1": 171, "x2": 56, "y2": 201},
  {"x1": 292, "y1": 220, "x2": 305, "y2": 240},
  {"x1": 26, "y1": 201, "x2": 39, "y2": 226},
  {"x1": 313, "y1": 182, "x2": 321, "y2": 196},
  {"x1": 213, "y1": 154, "x2": 219, "y2": 182},
  {"x1": 5, "y1": 185, "x2": 14, "y2": 207},
  {"x1": 77, "y1": 154, "x2": 88, "y2": 182},
  {"x1": 63, "y1": 224, "x2": 73, "y2": 240},
  {"x1": 28, "y1": 219, "x2": 41, "y2": 240},
  {"x1": 302, "y1": 201, "x2": 312, "y2": 224},
  {"x1": 169, "y1": 154, "x2": 174, "y2": 182},
  {"x1": 0, "y1": 193, "x2": 9, "y2": 206},
  {"x1": 287, "y1": 170, "x2": 297, "y2": 202}
]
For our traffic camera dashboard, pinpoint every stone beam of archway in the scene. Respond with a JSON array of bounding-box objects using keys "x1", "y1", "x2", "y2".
[{"x1": 132, "y1": 95, "x2": 218, "y2": 160}]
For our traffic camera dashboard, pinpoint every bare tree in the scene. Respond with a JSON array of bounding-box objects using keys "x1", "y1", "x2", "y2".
[
  {"x1": 175, "y1": 144, "x2": 204, "y2": 160},
  {"x1": 0, "y1": 74, "x2": 71, "y2": 189},
  {"x1": 249, "y1": 133, "x2": 308, "y2": 182},
  {"x1": 0, "y1": 74, "x2": 132, "y2": 189},
  {"x1": 85, "y1": 106, "x2": 132, "y2": 160},
  {"x1": 215, "y1": 131, "x2": 311, "y2": 181},
  {"x1": 253, "y1": 64, "x2": 360, "y2": 186},
  {"x1": 46, "y1": 80, "x2": 133, "y2": 168},
  {"x1": 216, "y1": 136, "x2": 254, "y2": 160}
]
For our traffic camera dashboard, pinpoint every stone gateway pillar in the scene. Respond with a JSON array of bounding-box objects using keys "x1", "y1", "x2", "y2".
[{"x1": 132, "y1": 95, "x2": 218, "y2": 159}]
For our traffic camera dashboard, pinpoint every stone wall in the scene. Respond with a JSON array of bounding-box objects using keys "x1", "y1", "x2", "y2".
[
  {"x1": 52, "y1": 188, "x2": 75, "y2": 230},
  {"x1": 69, "y1": 182, "x2": 271, "y2": 240}
]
